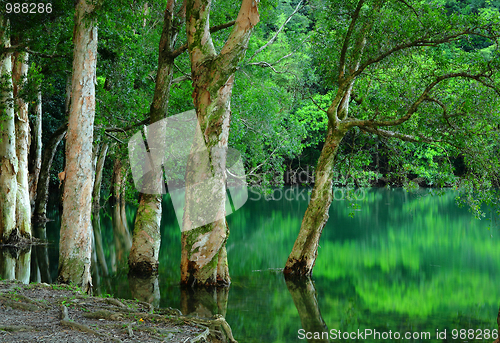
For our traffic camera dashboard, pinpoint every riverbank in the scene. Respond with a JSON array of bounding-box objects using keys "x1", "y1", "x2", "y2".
[{"x1": 0, "y1": 279, "x2": 235, "y2": 342}]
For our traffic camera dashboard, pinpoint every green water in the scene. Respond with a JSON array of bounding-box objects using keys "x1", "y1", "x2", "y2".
[{"x1": 17, "y1": 187, "x2": 500, "y2": 342}]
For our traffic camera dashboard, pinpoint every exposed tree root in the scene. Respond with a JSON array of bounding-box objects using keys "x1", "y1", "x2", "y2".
[
  {"x1": 60, "y1": 305, "x2": 122, "y2": 342},
  {"x1": 0, "y1": 325, "x2": 34, "y2": 332},
  {"x1": 0, "y1": 293, "x2": 47, "y2": 311}
]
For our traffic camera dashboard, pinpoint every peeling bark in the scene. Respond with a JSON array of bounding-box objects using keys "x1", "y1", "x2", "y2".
[
  {"x1": 181, "y1": 0, "x2": 259, "y2": 286},
  {"x1": 58, "y1": 0, "x2": 99, "y2": 292},
  {"x1": 12, "y1": 48, "x2": 31, "y2": 238},
  {"x1": 0, "y1": 16, "x2": 18, "y2": 243}
]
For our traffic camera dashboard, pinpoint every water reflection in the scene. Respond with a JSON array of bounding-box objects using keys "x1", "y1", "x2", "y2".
[
  {"x1": 180, "y1": 286, "x2": 237, "y2": 342},
  {"x1": 2, "y1": 188, "x2": 499, "y2": 342},
  {"x1": 129, "y1": 274, "x2": 160, "y2": 308},
  {"x1": 180, "y1": 286, "x2": 229, "y2": 318},
  {"x1": 0, "y1": 246, "x2": 31, "y2": 283},
  {"x1": 32, "y1": 223, "x2": 52, "y2": 283},
  {"x1": 286, "y1": 276, "x2": 329, "y2": 343}
]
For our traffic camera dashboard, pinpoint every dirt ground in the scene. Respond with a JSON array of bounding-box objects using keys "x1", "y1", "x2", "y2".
[{"x1": 0, "y1": 279, "x2": 235, "y2": 342}]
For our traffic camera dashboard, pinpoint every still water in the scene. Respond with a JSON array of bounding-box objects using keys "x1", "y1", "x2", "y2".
[{"x1": 7, "y1": 187, "x2": 500, "y2": 342}]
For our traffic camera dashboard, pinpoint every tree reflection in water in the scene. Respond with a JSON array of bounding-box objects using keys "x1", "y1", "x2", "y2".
[{"x1": 286, "y1": 276, "x2": 329, "y2": 343}]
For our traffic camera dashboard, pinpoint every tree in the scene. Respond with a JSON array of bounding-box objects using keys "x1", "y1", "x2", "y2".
[
  {"x1": 12, "y1": 48, "x2": 31, "y2": 238},
  {"x1": 0, "y1": 15, "x2": 18, "y2": 242},
  {"x1": 180, "y1": 0, "x2": 260, "y2": 286},
  {"x1": 284, "y1": 0, "x2": 500, "y2": 277},
  {"x1": 57, "y1": 0, "x2": 102, "y2": 291},
  {"x1": 128, "y1": 0, "x2": 186, "y2": 276}
]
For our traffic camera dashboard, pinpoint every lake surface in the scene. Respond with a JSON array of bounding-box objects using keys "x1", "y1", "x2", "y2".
[{"x1": 4, "y1": 187, "x2": 500, "y2": 342}]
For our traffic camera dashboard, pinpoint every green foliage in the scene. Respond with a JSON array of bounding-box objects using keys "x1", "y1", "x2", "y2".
[{"x1": 5, "y1": 0, "x2": 499, "y2": 227}]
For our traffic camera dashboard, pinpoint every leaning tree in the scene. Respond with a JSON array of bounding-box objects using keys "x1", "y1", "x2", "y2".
[{"x1": 284, "y1": 0, "x2": 500, "y2": 277}]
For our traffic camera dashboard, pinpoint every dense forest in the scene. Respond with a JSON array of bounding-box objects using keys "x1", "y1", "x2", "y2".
[{"x1": 0, "y1": 0, "x2": 499, "y2": 291}]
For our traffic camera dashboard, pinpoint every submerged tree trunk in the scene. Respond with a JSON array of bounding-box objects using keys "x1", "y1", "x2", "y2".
[
  {"x1": 58, "y1": 0, "x2": 99, "y2": 292},
  {"x1": 29, "y1": 89, "x2": 43, "y2": 208},
  {"x1": 33, "y1": 122, "x2": 66, "y2": 219},
  {"x1": 92, "y1": 142, "x2": 109, "y2": 277},
  {"x1": 129, "y1": 1, "x2": 182, "y2": 276},
  {"x1": 33, "y1": 222, "x2": 52, "y2": 283},
  {"x1": 180, "y1": 0, "x2": 259, "y2": 287},
  {"x1": 0, "y1": 16, "x2": 18, "y2": 243},
  {"x1": 12, "y1": 49, "x2": 31, "y2": 238},
  {"x1": 284, "y1": 123, "x2": 347, "y2": 277},
  {"x1": 112, "y1": 159, "x2": 132, "y2": 269}
]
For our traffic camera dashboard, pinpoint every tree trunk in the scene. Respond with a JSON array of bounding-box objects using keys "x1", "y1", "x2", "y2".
[
  {"x1": 180, "y1": 0, "x2": 259, "y2": 286},
  {"x1": 12, "y1": 49, "x2": 31, "y2": 238},
  {"x1": 91, "y1": 142, "x2": 109, "y2": 277},
  {"x1": 29, "y1": 89, "x2": 43, "y2": 207},
  {"x1": 57, "y1": 0, "x2": 99, "y2": 292},
  {"x1": 284, "y1": 123, "x2": 347, "y2": 277},
  {"x1": 33, "y1": 122, "x2": 66, "y2": 219},
  {"x1": 129, "y1": 2, "x2": 181, "y2": 276},
  {"x1": 0, "y1": 16, "x2": 18, "y2": 243},
  {"x1": 112, "y1": 159, "x2": 132, "y2": 269}
]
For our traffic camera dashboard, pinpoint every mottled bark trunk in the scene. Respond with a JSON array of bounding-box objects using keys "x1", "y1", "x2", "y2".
[
  {"x1": 129, "y1": 2, "x2": 181, "y2": 276},
  {"x1": 12, "y1": 49, "x2": 31, "y2": 237},
  {"x1": 0, "y1": 16, "x2": 18, "y2": 243},
  {"x1": 285, "y1": 277, "x2": 329, "y2": 343},
  {"x1": 181, "y1": 0, "x2": 259, "y2": 286},
  {"x1": 29, "y1": 89, "x2": 43, "y2": 207},
  {"x1": 33, "y1": 122, "x2": 66, "y2": 219},
  {"x1": 112, "y1": 159, "x2": 132, "y2": 270},
  {"x1": 58, "y1": 0, "x2": 99, "y2": 292},
  {"x1": 92, "y1": 142, "x2": 109, "y2": 277},
  {"x1": 284, "y1": 124, "x2": 346, "y2": 277}
]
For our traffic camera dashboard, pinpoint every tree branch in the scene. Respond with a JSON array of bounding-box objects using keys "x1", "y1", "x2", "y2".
[
  {"x1": 172, "y1": 20, "x2": 236, "y2": 58},
  {"x1": 104, "y1": 117, "x2": 150, "y2": 133},
  {"x1": 351, "y1": 30, "x2": 479, "y2": 79},
  {"x1": 360, "y1": 126, "x2": 439, "y2": 143},
  {"x1": 247, "y1": 0, "x2": 305, "y2": 62},
  {"x1": 396, "y1": 0, "x2": 424, "y2": 28},
  {"x1": 424, "y1": 96, "x2": 455, "y2": 128},
  {"x1": 339, "y1": 0, "x2": 365, "y2": 80},
  {"x1": 219, "y1": 0, "x2": 260, "y2": 61},
  {"x1": 348, "y1": 72, "x2": 491, "y2": 129},
  {"x1": 104, "y1": 132, "x2": 125, "y2": 144}
]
